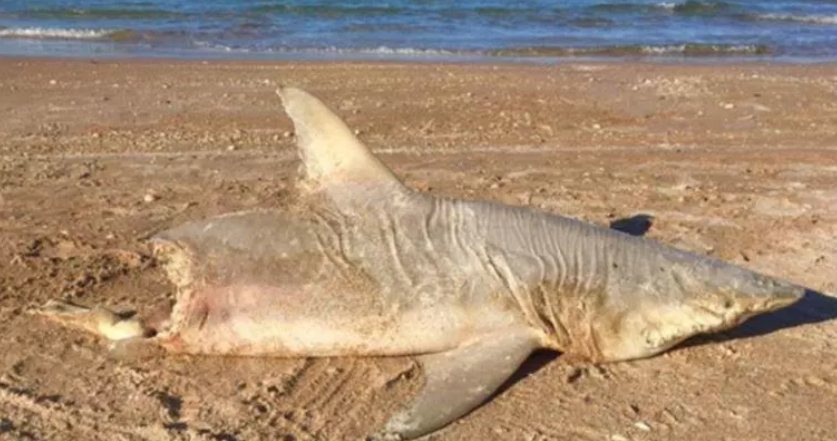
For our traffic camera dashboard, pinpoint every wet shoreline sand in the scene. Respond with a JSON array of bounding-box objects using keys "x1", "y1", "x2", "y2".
[{"x1": 1, "y1": 57, "x2": 836, "y2": 440}]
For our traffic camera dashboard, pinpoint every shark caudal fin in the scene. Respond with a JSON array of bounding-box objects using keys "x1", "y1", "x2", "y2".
[{"x1": 277, "y1": 87, "x2": 405, "y2": 193}]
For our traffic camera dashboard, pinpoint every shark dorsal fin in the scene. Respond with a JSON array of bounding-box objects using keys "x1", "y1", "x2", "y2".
[{"x1": 277, "y1": 87, "x2": 405, "y2": 193}]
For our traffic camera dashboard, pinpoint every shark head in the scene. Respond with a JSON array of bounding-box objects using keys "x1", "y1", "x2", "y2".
[
  {"x1": 592, "y1": 253, "x2": 805, "y2": 362},
  {"x1": 689, "y1": 261, "x2": 804, "y2": 324}
]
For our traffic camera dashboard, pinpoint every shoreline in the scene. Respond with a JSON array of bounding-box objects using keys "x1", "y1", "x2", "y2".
[{"x1": 4, "y1": 50, "x2": 837, "y2": 66}]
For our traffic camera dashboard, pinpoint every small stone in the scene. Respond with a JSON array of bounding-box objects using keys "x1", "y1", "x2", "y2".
[
  {"x1": 611, "y1": 434, "x2": 629, "y2": 441},
  {"x1": 49, "y1": 79, "x2": 57, "y2": 85},
  {"x1": 143, "y1": 193, "x2": 158, "y2": 203},
  {"x1": 634, "y1": 421, "x2": 651, "y2": 431},
  {"x1": 592, "y1": 123, "x2": 601, "y2": 130},
  {"x1": 105, "y1": 233, "x2": 115, "y2": 240},
  {"x1": 282, "y1": 131, "x2": 292, "y2": 138},
  {"x1": 226, "y1": 144, "x2": 237, "y2": 151},
  {"x1": 722, "y1": 103, "x2": 735, "y2": 110},
  {"x1": 354, "y1": 129, "x2": 362, "y2": 136}
]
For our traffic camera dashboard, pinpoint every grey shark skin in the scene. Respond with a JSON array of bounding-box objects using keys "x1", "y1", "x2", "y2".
[{"x1": 38, "y1": 87, "x2": 804, "y2": 440}]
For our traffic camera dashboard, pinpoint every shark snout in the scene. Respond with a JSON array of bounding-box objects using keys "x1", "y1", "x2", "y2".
[
  {"x1": 717, "y1": 269, "x2": 805, "y2": 318},
  {"x1": 747, "y1": 275, "x2": 805, "y2": 311}
]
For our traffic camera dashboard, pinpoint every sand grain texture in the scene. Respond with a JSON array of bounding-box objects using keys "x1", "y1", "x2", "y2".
[{"x1": 0, "y1": 59, "x2": 836, "y2": 441}]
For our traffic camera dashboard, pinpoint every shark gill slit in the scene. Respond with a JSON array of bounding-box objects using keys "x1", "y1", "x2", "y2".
[
  {"x1": 311, "y1": 212, "x2": 352, "y2": 280},
  {"x1": 539, "y1": 253, "x2": 566, "y2": 347},
  {"x1": 547, "y1": 242, "x2": 573, "y2": 349},
  {"x1": 382, "y1": 212, "x2": 415, "y2": 289},
  {"x1": 333, "y1": 210, "x2": 355, "y2": 268},
  {"x1": 450, "y1": 200, "x2": 467, "y2": 258},
  {"x1": 573, "y1": 230, "x2": 586, "y2": 303},
  {"x1": 420, "y1": 197, "x2": 439, "y2": 254},
  {"x1": 513, "y1": 218, "x2": 542, "y2": 328},
  {"x1": 483, "y1": 246, "x2": 530, "y2": 324},
  {"x1": 549, "y1": 227, "x2": 585, "y2": 352}
]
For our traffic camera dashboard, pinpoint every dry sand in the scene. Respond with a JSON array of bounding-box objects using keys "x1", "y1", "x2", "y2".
[{"x1": 0, "y1": 58, "x2": 836, "y2": 441}]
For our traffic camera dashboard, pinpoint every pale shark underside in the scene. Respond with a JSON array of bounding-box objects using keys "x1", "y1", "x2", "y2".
[{"x1": 38, "y1": 87, "x2": 805, "y2": 440}]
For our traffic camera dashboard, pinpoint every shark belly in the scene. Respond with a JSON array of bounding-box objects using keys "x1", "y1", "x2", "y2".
[{"x1": 156, "y1": 280, "x2": 518, "y2": 357}]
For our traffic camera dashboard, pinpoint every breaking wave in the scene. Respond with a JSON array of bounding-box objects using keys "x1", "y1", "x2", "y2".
[
  {"x1": 321, "y1": 46, "x2": 457, "y2": 56},
  {"x1": 487, "y1": 43, "x2": 772, "y2": 57},
  {"x1": 189, "y1": 44, "x2": 770, "y2": 59},
  {"x1": 751, "y1": 13, "x2": 837, "y2": 25},
  {"x1": 0, "y1": 26, "x2": 114, "y2": 39}
]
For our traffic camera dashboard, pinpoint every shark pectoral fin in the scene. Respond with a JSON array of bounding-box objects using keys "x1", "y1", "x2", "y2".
[
  {"x1": 276, "y1": 87, "x2": 405, "y2": 193},
  {"x1": 372, "y1": 328, "x2": 540, "y2": 440}
]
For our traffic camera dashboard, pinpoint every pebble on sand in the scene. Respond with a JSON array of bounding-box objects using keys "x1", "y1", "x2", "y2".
[{"x1": 634, "y1": 421, "x2": 651, "y2": 431}]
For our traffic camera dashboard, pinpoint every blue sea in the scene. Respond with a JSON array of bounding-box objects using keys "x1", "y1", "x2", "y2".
[{"x1": 0, "y1": 0, "x2": 836, "y2": 61}]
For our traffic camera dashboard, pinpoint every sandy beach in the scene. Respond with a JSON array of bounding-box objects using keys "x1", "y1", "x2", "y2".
[{"x1": 1, "y1": 58, "x2": 836, "y2": 440}]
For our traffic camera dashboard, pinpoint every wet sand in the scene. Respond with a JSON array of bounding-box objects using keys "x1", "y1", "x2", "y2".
[{"x1": 1, "y1": 58, "x2": 836, "y2": 441}]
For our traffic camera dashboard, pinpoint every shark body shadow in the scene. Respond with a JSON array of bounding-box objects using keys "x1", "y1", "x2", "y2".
[
  {"x1": 721, "y1": 288, "x2": 837, "y2": 341},
  {"x1": 609, "y1": 214, "x2": 655, "y2": 237}
]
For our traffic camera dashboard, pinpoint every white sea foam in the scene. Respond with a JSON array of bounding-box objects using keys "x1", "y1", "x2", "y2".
[
  {"x1": 297, "y1": 46, "x2": 457, "y2": 56},
  {"x1": 354, "y1": 46, "x2": 456, "y2": 55},
  {"x1": 184, "y1": 44, "x2": 460, "y2": 57},
  {"x1": 0, "y1": 27, "x2": 112, "y2": 39},
  {"x1": 639, "y1": 44, "x2": 763, "y2": 54},
  {"x1": 755, "y1": 13, "x2": 837, "y2": 25}
]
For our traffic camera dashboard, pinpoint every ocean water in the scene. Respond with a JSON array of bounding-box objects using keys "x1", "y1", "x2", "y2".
[{"x1": 0, "y1": 0, "x2": 836, "y2": 61}]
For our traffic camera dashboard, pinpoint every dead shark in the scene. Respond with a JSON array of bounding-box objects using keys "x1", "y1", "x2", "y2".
[{"x1": 38, "y1": 87, "x2": 805, "y2": 440}]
